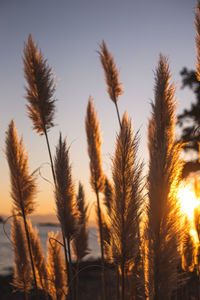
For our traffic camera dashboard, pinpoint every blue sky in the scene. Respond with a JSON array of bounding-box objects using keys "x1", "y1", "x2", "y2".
[{"x1": 0, "y1": 0, "x2": 197, "y2": 216}]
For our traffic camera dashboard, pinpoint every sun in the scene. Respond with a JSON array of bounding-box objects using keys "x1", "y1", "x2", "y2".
[{"x1": 177, "y1": 183, "x2": 200, "y2": 221}]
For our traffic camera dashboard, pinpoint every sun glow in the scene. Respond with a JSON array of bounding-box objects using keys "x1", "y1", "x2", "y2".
[{"x1": 177, "y1": 183, "x2": 200, "y2": 221}]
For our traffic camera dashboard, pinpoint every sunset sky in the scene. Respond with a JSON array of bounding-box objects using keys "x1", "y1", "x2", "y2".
[{"x1": 0, "y1": 0, "x2": 197, "y2": 217}]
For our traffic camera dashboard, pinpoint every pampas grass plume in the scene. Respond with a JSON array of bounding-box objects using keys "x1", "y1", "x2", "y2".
[
  {"x1": 99, "y1": 41, "x2": 123, "y2": 104},
  {"x1": 5, "y1": 120, "x2": 36, "y2": 215},
  {"x1": 147, "y1": 54, "x2": 183, "y2": 299},
  {"x1": 85, "y1": 97, "x2": 104, "y2": 192},
  {"x1": 72, "y1": 182, "x2": 89, "y2": 261},
  {"x1": 54, "y1": 133, "x2": 76, "y2": 240},
  {"x1": 47, "y1": 232, "x2": 67, "y2": 300},
  {"x1": 23, "y1": 34, "x2": 56, "y2": 135},
  {"x1": 26, "y1": 219, "x2": 49, "y2": 293},
  {"x1": 11, "y1": 214, "x2": 32, "y2": 293}
]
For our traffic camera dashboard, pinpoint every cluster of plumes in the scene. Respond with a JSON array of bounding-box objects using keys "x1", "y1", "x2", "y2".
[
  {"x1": 5, "y1": 120, "x2": 36, "y2": 216},
  {"x1": 54, "y1": 134, "x2": 77, "y2": 240},
  {"x1": 11, "y1": 214, "x2": 67, "y2": 299},
  {"x1": 85, "y1": 97, "x2": 104, "y2": 192},
  {"x1": 147, "y1": 55, "x2": 183, "y2": 299},
  {"x1": 108, "y1": 113, "x2": 143, "y2": 269},
  {"x1": 98, "y1": 41, "x2": 123, "y2": 103},
  {"x1": 23, "y1": 34, "x2": 56, "y2": 135},
  {"x1": 11, "y1": 214, "x2": 32, "y2": 293},
  {"x1": 72, "y1": 182, "x2": 89, "y2": 262},
  {"x1": 47, "y1": 232, "x2": 67, "y2": 300}
]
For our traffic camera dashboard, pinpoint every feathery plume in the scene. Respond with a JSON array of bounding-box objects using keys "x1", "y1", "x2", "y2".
[
  {"x1": 99, "y1": 41, "x2": 123, "y2": 104},
  {"x1": 23, "y1": 34, "x2": 56, "y2": 136},
  {"x1": 26, "y1": 219, "x2": 49, "y2": 293},
  {"x1": 11, "y1": 214, "x2": 32, "y2": 294},
  {"x1": 181, "y1": 219, "x2": 195, "y2": 273},
  {"x1": 72, "y1": 182, "x2": 89, "y2": 262},
  {"x1": 85, "y1": 97, "x2": 104, "y2": 192},
  {"x1": 85, "y1": 97, "x2": 106, "y2": 300},
  {"x1": 109, "y1": 113, "x2": 143, "y2": 300},
  {"x1": 54, "y1": 133, "x2": 76, "y2": 240},
  {"x1": 72, "y1": 183, "x2": 89, "y2": 300},
  {"x1": 23, "y1": 34, "x2": 57, "y2": 185},
  {"x1": 54, "y1": 133, "x2": 76, "y2": 300},
  {"x1": 195, "y1": 2, "x2": 200, "y2": 81},
  {"x1": 5, "y1": 120, "x2": 38, "y2": 290},
  {"x1": 147, "y1": 55, "x2": 183, "y2": 300},
  {"x1": 99, "y1": 41, "x2": 123, "y2": 127},
  {"x1": 5, "y1": 120, "x2": 36, "y2": 215},
  {"x1": 47, "y1": 232, "x2": 67, "y2": 300}
]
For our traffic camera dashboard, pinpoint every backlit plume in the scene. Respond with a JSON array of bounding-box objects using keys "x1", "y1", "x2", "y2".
[{"x1": 23, "y1": 34, "x2": 56, "y2": 135}]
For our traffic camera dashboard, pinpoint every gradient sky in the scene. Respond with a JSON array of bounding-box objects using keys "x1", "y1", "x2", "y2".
[{"x1": 0, "y1": 0, "x2": 197, "y2": 217}]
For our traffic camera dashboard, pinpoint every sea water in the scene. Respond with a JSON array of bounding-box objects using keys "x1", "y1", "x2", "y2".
[{"x1": 0, "y1": 222, "x2": 100, "y2": 275}]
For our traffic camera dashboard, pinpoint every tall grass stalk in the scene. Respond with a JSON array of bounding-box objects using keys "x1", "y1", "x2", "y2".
[
  {"x1": 72, "y1": 182, "x2": 89, "y2": 300},
  {"x1": 147, "y1": 55, "x2": 183, "y2": 300},
  {"x1": 109, "y1": 113, "x2": 143, "y2": 300},
  {"x1": 99, "y1": 41, "x2": 123, "y2": 128},
  {"x1": 26, "y1": 219, "x2": 49, "y2": 295},
  {"x1": 85, "y1": 98, "x2": 106, "y2": 300},
  {"x1": 11, "y1": 214, "x2": 32, "y2": 298},
  {"x1": 5, "y1": 120, "x2": 38, "y2": 293},
  {"x1": 54, "y1": 134, "x2": 77, "y2": 300},
  {"x1": 47, "y1": 232, "x2": 67, "y2": 300},
  {"x1": 23, "y1": 34, "x2": 57, "y2": 185}
]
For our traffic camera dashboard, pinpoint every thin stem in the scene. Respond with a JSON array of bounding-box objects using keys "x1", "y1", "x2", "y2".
[
  {"x1": 95, "y1": 188, "x2": 106, "y2": 300},
  {"x1": 44, "y1": 128, "x2": 56, "y2": 186},
  {"x1": 62, "y1": 231, "x2": 71, "y2": 300},
  {"x1": 114, "y1": 102, "x2": 122, "y2": 129}
]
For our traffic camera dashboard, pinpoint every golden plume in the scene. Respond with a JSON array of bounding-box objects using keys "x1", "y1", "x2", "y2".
[
  {"x1": 109, "y1": 113, "x2": 143, "y2": 300},
  {"x1": 72, "y1": 182, "x2": 89, "y2": 262},
  {"x1": 47, "y1": 232, "x2": 67, "y2": 300},
  {"x1": 11, "y1": 214, "x2": 32, "y2": 294},
  {"x1": 23, "y1": 34, "x2": 56, "y2": 136},
  {"x1": 85, "y1": 97, "x2": 104, "y2": 193},
  {"x1": 181, "y1": 218, "x2": 195, "y2": 273},
  {"x1": 5, "y1": 120, "x2": 38, "y2": 290},
  {"x1": 85, "y1": 97, "x2": 106, "y2": 300},
  {"x1": 54, "y1": 133, "x2": 77, "y2": 240},
  {"x1": 99, "y1": 41, "x2": 123, "y2": 127},
  {"x1": 26, "y1": 219, "x2": 49, "y2": 293},
  {"x1": 147, "y1": 55, "x2": 183, "y2": 300},
  {"x1": 98, "y1": 40, "x2": 123, "y2": 104},
  {"x1": 5, "y1": 120, "x2": 36, "y2": 215}
]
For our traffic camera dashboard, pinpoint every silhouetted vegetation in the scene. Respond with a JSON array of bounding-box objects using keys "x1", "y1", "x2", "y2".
[{"x1": 4, "y1": 3, "x2": 200, "y2": 300}]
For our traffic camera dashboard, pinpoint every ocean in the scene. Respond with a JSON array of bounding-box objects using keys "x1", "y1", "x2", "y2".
[{"x1": 0, "y1": 222, "x2": 100, "y2": 275}]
